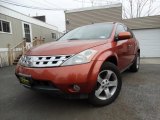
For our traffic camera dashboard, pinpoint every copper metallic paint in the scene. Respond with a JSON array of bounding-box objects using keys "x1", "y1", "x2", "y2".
[{"x1": 15, "y1": 23, "x2": 140, "y2": 94}]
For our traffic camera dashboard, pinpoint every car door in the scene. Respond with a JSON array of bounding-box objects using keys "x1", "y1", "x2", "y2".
[
  {"x1": 127, "y1": 27, "x2": 136, "y2": 63},
  {"x1": 115, "y1": 24, "x2": 130, "y2": 71}
]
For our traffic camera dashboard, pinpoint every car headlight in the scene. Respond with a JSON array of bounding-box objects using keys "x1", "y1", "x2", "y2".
[
  {"x1": 61, "y1": 49, "x2": 97, "y2": 66},
  {"x1": 18, "y1": 55, "x2": 33, "y2": 67}
]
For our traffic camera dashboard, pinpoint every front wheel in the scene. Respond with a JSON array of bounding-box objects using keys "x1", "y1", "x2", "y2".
[{"x1": 89, "y1": 62, "x2": 122, "y2": 106}]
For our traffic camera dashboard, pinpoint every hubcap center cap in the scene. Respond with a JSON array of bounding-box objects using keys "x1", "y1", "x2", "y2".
[
  {"x1": 106, "y1": 82, "x2": 109, "y2": 85},
  {"x1": 102, "y1": 80, "x2": 109, "y2": 87}
]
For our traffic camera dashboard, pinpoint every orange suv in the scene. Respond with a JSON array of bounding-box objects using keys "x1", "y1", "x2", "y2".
[{"x1": 15, "y1": 22, "x2": 140, "y2": 106}]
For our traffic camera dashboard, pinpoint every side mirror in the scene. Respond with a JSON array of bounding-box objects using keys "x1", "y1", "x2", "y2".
[{"x1": 117, "y1": 32, "x2": 131, "y2": 40}]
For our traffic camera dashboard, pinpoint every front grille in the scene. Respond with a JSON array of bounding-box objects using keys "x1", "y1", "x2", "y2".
[
  {"x1": 32, "y1": 55, "x2": 72, "y2": 67},
  {"x1": 20, "y1": 55, "x2": 72, "y2": 67},
  {"x1": 31, "y1": 80, "x2": 60, "y2": 91},
  {"x1": 32, "y1": 80, "x2": 56, "y2": 88}
]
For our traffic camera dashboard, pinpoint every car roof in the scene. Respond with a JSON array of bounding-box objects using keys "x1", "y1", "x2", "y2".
[{"x1": 81, "y1": 22, "x2": 123, "y2": 27}]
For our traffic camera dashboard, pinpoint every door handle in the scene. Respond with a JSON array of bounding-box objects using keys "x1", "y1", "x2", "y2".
[
  {"x1": 127, "y1": 44, "x2": 132, "y2": 49},
  {"x1": 128, "y1": 44, "x2": 132, "y2": 47}
]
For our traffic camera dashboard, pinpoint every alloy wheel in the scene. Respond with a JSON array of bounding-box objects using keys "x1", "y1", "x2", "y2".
[
  {"x1": 136, "y1": 55, "x2": 140, "y2": 69},
  {"x1": 95, "y1": 70, "x2": 118, "y2": 100}
]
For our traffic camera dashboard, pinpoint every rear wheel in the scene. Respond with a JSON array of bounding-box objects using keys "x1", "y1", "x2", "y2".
[
  {"x1": 89, "y1": 62, "x2": 122, "y2": 106},
  {"x1": 129, "y1": 52, "x2": 140, "y2": 72}
]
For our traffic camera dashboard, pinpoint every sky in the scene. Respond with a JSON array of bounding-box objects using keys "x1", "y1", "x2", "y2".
[{"x1": 0, "y1": 0, "x2": 160, "y2": 32}]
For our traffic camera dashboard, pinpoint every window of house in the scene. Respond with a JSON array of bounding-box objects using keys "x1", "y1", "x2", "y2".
[
  {"x1": 0, "y1": 20, "x2": 11, "y2": 33},
  {"x1": 52, "y1": 33, "x2": 57, "y2": 39},
  {"x1": 23, "y1": 23, "x2": 31, "y2": 42}
]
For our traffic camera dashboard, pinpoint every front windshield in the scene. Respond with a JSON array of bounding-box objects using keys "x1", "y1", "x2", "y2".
[{"x1": 59, "y1": 23, "x2": 113, "y2": 41}]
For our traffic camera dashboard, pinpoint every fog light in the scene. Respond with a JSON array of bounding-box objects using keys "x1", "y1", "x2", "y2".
[{"x1": 73, "y1": 84, "x2": 80, "y2": 92}]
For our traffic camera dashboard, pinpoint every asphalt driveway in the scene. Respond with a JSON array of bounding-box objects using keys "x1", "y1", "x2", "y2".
[{"x1": 0, "y1": 63, "x2": 160, "y2": 120}]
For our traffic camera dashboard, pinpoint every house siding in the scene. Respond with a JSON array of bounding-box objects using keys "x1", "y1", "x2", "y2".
[
  {"x1": 65, "y1": 5, "x2": 122, "y2": 31},
  {"x1": 0, "y1": 13, "x2": 59, "y2": 48},
  {"x1": 0, "y1": 13, "x2": 23, "y2": 48},
  {"x1": 122, "y1": 15, "x2": 160, "y2": 30},
  {"x1": 31, "y1": 24, "x2": 58, "y2": 43}
]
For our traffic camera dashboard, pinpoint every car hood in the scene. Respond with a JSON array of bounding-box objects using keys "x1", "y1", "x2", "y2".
[{"x1": 26, "y1": 40, "x2": 107, "y2": 56}]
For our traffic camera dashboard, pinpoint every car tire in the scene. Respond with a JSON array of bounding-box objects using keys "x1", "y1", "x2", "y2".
[
  {"x1": 129, "y1": 52, "x2": 140, "y2": 72},
  {"x1": 88, "y1": 62, "x2": 122, "y2": 106}
]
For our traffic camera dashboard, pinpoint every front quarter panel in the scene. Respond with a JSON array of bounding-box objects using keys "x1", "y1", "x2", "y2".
[{"x1": 92, "y1": 43, "x2": 119, "y2": 67}]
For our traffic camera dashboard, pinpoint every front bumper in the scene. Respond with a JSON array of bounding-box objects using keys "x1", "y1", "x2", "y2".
[{"x1": 15, "y1": 60, "x2": 103, "y2": 94}]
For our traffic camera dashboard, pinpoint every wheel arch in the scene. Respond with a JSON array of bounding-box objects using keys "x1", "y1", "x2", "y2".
[
  {"x1": 138, "y1": 49, "x2": 140, "y2": 54},
  {"x1": 96, "y1": 51, "x2": 118, "y2": 66},
  {"x1": 104, "y1": 55, "x2": 118, "y2": 66},
  {"x1": 87, "y1": 53, "x2": 119, "y2": 94}
]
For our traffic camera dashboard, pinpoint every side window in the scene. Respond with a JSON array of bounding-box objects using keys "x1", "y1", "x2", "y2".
[
  {"x1": 115, "y1": 24, "x2": 126, "y2": 36},
  {"x1": 127, "y1": 27, "x2": 134, "y2": 38}
]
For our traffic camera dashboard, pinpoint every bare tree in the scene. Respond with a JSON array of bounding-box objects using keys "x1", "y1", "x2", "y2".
[
  {"x1": 90, "y1": 0, "x2": 95, "y2": 6},
  {"x1": 74, "y1": 0, "x2": 159, "y2": 18},
  {"x1": 122, "y1": 0, "x2": 159, "y2": 18}
]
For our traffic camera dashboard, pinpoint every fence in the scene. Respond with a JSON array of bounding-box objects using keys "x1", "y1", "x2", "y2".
[
  {"x1": 0, "y1": 51, "x2": 9, "y2": 67},
  {"x1": 0, "y1": 38, "x2": 45, "y2": 67}
]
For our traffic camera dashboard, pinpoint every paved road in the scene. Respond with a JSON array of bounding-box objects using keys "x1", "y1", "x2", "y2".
[{"x1": 0, "y1": 64, "x2": 160, "y2": 120}]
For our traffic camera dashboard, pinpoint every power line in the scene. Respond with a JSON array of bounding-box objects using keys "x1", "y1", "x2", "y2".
[
  {"x1": 29, "y1": 0, "x2": 63, "y2": 9},
  {"x1": 74, "y1": 0, "x2": 119, "y2": 4},
  {"x1": 43, "y1": 0, "x2": 63, "y2": 9},
  {"x1": 30, "y1": 0, "x2": 53, "y2": 8},
  {"x1": 0, "y1": 0, "x2": 66, "y2": 11}
]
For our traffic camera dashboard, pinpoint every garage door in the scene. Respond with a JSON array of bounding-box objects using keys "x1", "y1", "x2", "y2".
[{"x1": 133, "y1": 29, "x2": 160, "y2": 57}]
